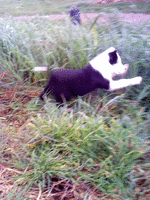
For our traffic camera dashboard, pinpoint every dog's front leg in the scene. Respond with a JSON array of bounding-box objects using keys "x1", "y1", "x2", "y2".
[{"x1": 109, "y1": 76, "x2": 142, "y2": 91}]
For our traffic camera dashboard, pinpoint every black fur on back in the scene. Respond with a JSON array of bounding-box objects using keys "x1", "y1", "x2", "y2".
[{"x1": 40, "y1": 64, "x2": 109, "y2": 103}]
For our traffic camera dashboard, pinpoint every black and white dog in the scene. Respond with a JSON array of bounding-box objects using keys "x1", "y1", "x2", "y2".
[{"x1": 33, "y1": 47, "x2": 142, "y2": 104}]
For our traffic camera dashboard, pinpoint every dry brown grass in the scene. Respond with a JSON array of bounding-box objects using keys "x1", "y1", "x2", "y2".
[{"x1": 0, "y1": 165, "x2": 113, "y2": 200}]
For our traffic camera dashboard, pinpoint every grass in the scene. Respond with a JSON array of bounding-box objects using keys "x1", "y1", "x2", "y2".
[
  {"x1": 1, "y1": 96, "x2": 150, "y2": 199},
  {"x1": 0, "y1": 0, "x2": 150, "y2": 16},
  {"x1": 0, "y1": 12, "x2": 149, "y2": 109},
  {"x1": 0, "y1": 8, "x2": 150, "y2": 200}
]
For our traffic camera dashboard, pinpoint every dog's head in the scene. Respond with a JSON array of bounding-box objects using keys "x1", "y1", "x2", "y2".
[{"x1": 90, "y1": 47, "x2": 128, "y2": 80}]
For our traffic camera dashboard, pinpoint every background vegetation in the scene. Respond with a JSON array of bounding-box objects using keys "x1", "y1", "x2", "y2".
[
  {"x1": 0, "y1": 0, "x2": 150, "y2": 199},
  {"x1": 0, "y1": 0, "x2": 150, "y2": 16}
]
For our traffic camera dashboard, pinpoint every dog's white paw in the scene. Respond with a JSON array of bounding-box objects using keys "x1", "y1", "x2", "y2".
[{"x1": 131, "y1": 76, "x2": 142, "y2": 85}]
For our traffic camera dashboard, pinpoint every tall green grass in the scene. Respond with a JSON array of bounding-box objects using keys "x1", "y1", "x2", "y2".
[
  {"x1": 1, "y1": 98, "x2": 149, "y2": 199},
  {"x1": 0, "y1": 12, "x2": 150, "y2": 199},
  {"x1": 0, "y1": 13, "x2": 150, "y2": 109}
]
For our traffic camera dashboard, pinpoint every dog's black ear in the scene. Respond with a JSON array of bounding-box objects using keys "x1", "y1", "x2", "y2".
[{"x1": 109, "y1": 50, "x2": 118, "y2": 65}]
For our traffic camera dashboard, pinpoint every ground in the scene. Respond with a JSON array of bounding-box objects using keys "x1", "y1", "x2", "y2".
[{"x1": 15, "y1": 13, "x2": 150, "y2": 24}]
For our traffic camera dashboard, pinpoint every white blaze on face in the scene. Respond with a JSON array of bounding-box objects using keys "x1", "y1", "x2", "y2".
[{"x1": 90, "y1": 47, "x2": 128, "y2": 80}]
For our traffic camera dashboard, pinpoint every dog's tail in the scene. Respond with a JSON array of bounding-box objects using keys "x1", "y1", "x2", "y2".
[
  {"x1": 32, "y1": 66, "x2": 49, "y2": 100},
  {"x1": 32, "y1": 66, "x2": 48, "y2": 72}
]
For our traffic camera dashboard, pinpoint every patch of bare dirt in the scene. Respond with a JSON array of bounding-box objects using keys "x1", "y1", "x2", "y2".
[
  {"x1": 90, "y1": 0, "x2": 147, "y2": 4},
  {"x1": 14, "y1": 12, "x2": 150, "y2": 24}
]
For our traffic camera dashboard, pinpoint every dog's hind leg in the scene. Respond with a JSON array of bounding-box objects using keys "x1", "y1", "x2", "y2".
[
  {"x1": 40, "y1": 90, "x2": 46, "y2": 100},
  {"x1": 40, "y1": 83, "x2": 52, "y2": 100}
]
